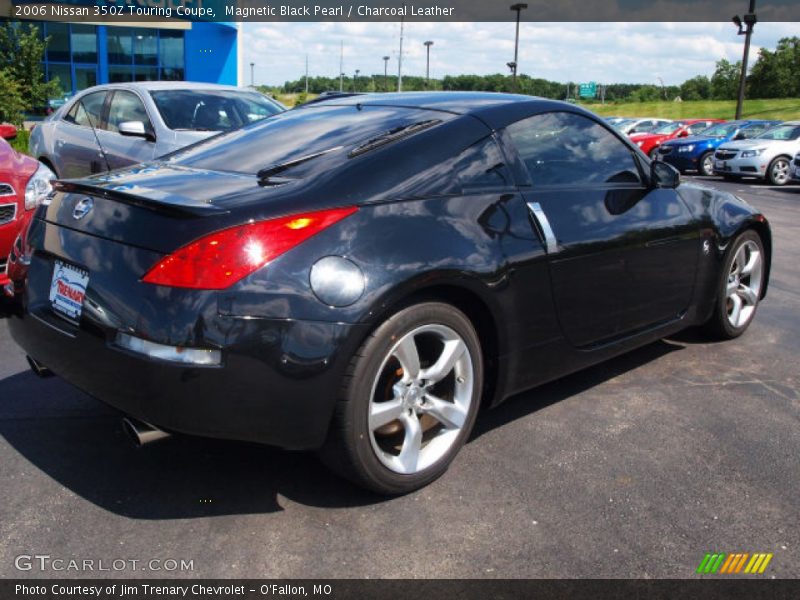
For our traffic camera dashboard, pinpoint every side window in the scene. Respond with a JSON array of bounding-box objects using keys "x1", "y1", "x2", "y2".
[
  {"x1": 106, "y1": 91, "x2": 152, "y2": 134},
  {"x1": 506, "y1": 111, "x2": 642, "y2": 187},
  {"x1": 63, "y1": 92, "x2": 106, "y2": 128},
  {"x1": 687, "y1": 123, "x2": 706, "y2": 135},
  {"x1": 454, "y1": 137, "x2": 512, "y2": 192},
  {"x1": 742, "y1": 126, "x2": 763, "y2": 139}
]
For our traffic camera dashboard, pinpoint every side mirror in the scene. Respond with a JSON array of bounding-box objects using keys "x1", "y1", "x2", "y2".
[
  {"x1": 733, "y1": 131, "x2": 746, "y2": 141},
  {"x1": 651, "y1": 160, "x2": 681, "y2": 189},
  {"x1": 678, "y1": 131, "x2": 689, "y2": 137},
  {"x1": 0, "y1": 123, "x2": 18, "y2": 141},
  {"x1": 118, "y1": 121, "x2": 154, "y2": 141}
]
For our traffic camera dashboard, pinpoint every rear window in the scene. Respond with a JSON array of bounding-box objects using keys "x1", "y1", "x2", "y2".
[
  {"x1": 151, "y1": 90, "x2": 283, "y2": 132},
  {"x1": 168, "y1": 105, "x2": 453, "y2": 176}
]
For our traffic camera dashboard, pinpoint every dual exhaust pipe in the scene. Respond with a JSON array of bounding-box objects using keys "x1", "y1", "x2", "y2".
[{"x1": 27, "y1": 356, "x2": 171, "y2": 447}]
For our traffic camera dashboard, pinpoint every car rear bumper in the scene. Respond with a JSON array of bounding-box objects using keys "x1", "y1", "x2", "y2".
[{"x1": 8, "y1": 308, "x2": 368, "y2": 450}]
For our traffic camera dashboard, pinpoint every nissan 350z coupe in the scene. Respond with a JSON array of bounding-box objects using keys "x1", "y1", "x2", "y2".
[{"x1": 8, "y1": 93, "x2": 772, "y2": 494}]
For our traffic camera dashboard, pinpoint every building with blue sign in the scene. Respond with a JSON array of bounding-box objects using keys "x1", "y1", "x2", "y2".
[{"x1": 1, "y1": 3, "x2": 241, "y2": 94}]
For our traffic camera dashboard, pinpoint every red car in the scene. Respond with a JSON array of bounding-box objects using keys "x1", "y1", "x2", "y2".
[
  {"x1": 630, "y1": 119, "x2": 725, "y2": 158},
  {"x1": 1, "y1": 125, "x2": 55, "y2": 296}
]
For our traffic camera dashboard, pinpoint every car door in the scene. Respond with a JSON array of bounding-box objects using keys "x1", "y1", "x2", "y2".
[
  {"x1": 96, "y1": 90, "x2": 158, "y2": 171},
  {"x1": 56, "y1": 91, "x2": 109, "y2": 178},
  {"x1": 503, "y1": 110, "x2": 700, "y2": 348}
]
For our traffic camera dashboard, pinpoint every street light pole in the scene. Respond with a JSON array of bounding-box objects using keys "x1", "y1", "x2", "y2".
[
  {"x1": 354, "y1": 69, "x2": 360, "y2": 92},
  {"x1": 733, "y1": 0, "x2": 757, "y2": 120},
  {"x1": 509, "y1": 3, "x2": 527, "y2": 92},
  {"x1": 249, "y1": 62, "x2": 254, "y2": 87},
  {"x1": 424, "y1": 41, "x2": 434, "y2": 88},
  {"x1": 383, "y1": 56, "x2": 390, "y2": 92}
]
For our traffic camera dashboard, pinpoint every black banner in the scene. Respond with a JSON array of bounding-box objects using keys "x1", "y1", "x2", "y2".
[
  {"x1": 6, "y1": 0, "x2": 800, "y2": 23},
  {"x1": 4, "y1": 580, "x2": 800, "y2": 600}
]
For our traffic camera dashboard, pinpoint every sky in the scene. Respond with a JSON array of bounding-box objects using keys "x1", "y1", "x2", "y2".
[{"x1": 241, "y1": 21, "x2": 799, "y2": 87}]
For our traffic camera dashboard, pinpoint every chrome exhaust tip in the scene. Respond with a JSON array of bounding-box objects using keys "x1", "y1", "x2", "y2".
[
  {"x1": 122, "y1": 417, "x2": 171, "y2": 447},
  {"x1": 27, "y1": 356, "x2": 54, "y2": 378}
]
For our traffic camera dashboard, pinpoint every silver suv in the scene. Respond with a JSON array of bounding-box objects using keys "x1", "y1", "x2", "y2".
[{"x1": 29, "y1": 82, "x2": 285, "y2": 179}]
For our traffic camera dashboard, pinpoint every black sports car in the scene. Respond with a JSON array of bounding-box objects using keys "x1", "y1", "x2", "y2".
[{"x1": 7, "y1": 93, "x2": 771, "y2": 494}]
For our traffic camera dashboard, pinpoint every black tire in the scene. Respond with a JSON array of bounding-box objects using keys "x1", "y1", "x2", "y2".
[
  {"x1": 699, "y1": 151, "x2": 715, "y2": 177},
  {"x1": 767, "y1": 156, "x2": 791, "y2": 186},
  {"x1": 320, "y1": 302, "x2": 483, "y2": 495},
  {"x1": 703, "y1": 230, "x2": 765, "y2": 340}
]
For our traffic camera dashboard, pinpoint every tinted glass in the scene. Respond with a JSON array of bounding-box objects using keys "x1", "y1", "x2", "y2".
[
  {"x1": 160, "y1": 30, "x2": 184, "y2": 69},
  {"x1": 65, "y1": 91, "x2": 106, "y2": 128},
  {"x1": 74, "y1": 66, "x2": 96, "y2": 91},
  {"x1": 151, "y1": 90, "x2": 283, "y2": 132},
  {"x1": 756, "y1": 125, "x2": 800, "y2": 141},
  {"x1": 653, "y1": 122, "x2": 684, "y2": 135},
  {"x1": 46, "y1": 23, "x2": 70, "y2": 62},
  {"x1": 701, "y1": 123, "x2": 741, "y2": 137},
  {"x1": 71, "y1": 25, "x2": 97, "y2": 63},
  {"x1": 686, "y1": 122, "x2": 712, "y2": 135},
  {"x1": 169, "y1": 105, "x2": 450, "y2": 175},
  {"x1": 47, "y1": 64, "x2": 72, "y2": 96},
  {"x1": 106, "y1": 91, "x2": 151, "y2": 133},
  {"x1": 506, "y1": 111, "x2": 641, "y2": 187},
  {"x1": 455, "y1": 137, "x2": 512, "y2": 191},
  {"x1": 107, "y1": 27, "x2": 133, "y2": 65},
  {"x1": 133, "y1": 29, "x2": 158, "y2": 66},
  {"x1": 109, "y1": 66, "x2": 134, "y2": 83}
]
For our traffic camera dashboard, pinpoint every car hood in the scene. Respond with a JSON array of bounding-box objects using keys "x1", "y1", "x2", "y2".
[
  {"x1": 662, "y1": 134, "x2": 721, "y2": 148},
  {"x1": 718, "y1": 139, "x2": 799, "y2": 151}
]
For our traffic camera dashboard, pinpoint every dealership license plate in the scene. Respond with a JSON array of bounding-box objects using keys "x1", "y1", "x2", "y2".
[{"x1": 49, "y1": 260, "x2": 89, "y2": 323}]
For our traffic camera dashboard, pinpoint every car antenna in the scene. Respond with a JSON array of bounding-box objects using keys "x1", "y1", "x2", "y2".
[{"x1": 77, "y1": 98, "x2": 112, "y2": 174}]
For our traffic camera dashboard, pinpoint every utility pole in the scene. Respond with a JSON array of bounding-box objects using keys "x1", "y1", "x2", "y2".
[
  {"x1": 509, "y1": 3, "x2": 527, "y2": 92},
  {"x1": 249, "y1": 62, "x2": 254, "y2": 87},
  {"x1": 398, "y1": 8, "x2": 405, "y2": 92},
  {"x1": 305, "y1": 55, "x2": 309, "y2": 94},
  {"x1": 733, "y1": 0, "x2": 757, "y2": 120},
  {"x1": 383, "y1": 55, "x2": 390, "y2": 92},
  {"x1": 339, "y1": 41, "x2": 344, "y2": 92},
  {"x1": 424, "y1": 41, "x2": 434, "y2": 88},
  {"x1": 354, "y1": 69, "x2": 360, "y2": 92}
]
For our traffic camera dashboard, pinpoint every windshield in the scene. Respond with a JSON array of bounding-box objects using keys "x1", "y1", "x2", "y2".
[
  {"x1": 653, "y1": 122, "x2": 684, "y2": 135},
  {"x1": 610, "y1": 119, "x2": 633, "y2": 127},
  {"x1": 756, "y1": 124, "x2": 800, "y2": 141},
  {"x1": 698, "y1": 122, "x2": 740, "y2": 138},
  {"x1": 151, "y1": 90, "x2": 284, "y2": 132}
]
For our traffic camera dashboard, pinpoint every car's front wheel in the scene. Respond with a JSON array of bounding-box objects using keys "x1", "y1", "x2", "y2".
[
  {"x1": 767, "y1": 156, "x2": 791, "y2": 186},
  {"x1": 699, "y1": 151, "x2": 715, "y2": 177},
  {"x1": 321, "y1": 302, "x2": 483, "y2": 494},
  {"x1": 704, "y1": 230, "x2": 765, "y2": 339}
]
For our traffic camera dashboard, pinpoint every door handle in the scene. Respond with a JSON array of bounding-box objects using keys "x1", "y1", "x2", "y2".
[{"x1": 526, "y1": 202, "x2": 559, "y2": 254}]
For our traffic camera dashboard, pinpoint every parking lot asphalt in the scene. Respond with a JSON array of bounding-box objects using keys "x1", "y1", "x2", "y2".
[{"x1": 0, "y1": 177, "x2": 798, "y2": 580}]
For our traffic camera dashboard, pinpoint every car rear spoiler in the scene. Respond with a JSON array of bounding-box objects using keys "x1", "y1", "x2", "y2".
[{"x1": 53, "y1": 180, "x2": 229, "y2": 218}]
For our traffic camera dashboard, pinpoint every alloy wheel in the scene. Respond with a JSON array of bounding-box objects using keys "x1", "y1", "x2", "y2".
[
  {"x1": 725, "y1": 240, "x2": 763, "y2": 329},
  {"x1": 368, "y1": 324, "x2": 474, "y2": 475},
  {"x1": 770, "y1": 159, "x2": 790, "y2": 186}
]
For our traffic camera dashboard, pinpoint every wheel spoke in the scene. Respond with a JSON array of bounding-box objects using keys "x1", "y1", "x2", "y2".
[
  {"x1": 420, "y1": 339, "x2": 466, "y2": 384},
  {"x1": 732, "y1": 245, "x2": 747, "y2": 276},
  {"x1": 423, "y1": 393, "x2": 467, "y2": 430},
  {"x1": 740, "y1": 249, "x2": 760, "y2": 277},
  {"x1": 369, "y1": 398, "x2": 403, "y2": 431},
  {"x1": 397, "y1": 412, "x2": 422, "y2": 473},
  {"x1": 392, "y1": 335, "x2": 420, "y2": 382},
  {"x1": 738, "y1": 284, "x2": 758, "y2": 306},
  {"x1": 729, "y1": 293, "x2": 743, "y2": 327}
]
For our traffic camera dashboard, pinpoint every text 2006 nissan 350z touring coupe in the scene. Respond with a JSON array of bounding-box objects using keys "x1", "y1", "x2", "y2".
[{"x1": 8, "y1": 93, "x2": 771, "y2": 494}]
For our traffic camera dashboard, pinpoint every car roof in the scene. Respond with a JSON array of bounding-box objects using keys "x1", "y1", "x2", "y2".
[
  {"x1": 297, "y1": 91, "x2": 609, "y2": 130},
  {"x1": 75, "y1": 81, "x2": 252, "y2": 94}
]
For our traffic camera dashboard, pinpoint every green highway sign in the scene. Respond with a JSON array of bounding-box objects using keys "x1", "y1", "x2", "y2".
[{"x1": 579, "y1": 82, "x2": 597, "y2": 98}]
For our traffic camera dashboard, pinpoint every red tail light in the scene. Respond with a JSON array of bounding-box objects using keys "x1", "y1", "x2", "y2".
[{"x1": 142, "y1": 206, "x2": 358, "y2": 290}]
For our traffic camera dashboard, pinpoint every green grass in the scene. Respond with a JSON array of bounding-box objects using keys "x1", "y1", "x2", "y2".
[
  {"x1": 583, "y1": 98, "x2": 800, "y2": 121},
  {"x1": 8, "y1": 128, "x2": 30, "y2": 155}
]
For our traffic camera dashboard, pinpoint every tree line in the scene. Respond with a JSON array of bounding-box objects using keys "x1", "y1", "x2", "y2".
[{"x1": 274, "y1": 36, "x2": 800, "y2": 103}]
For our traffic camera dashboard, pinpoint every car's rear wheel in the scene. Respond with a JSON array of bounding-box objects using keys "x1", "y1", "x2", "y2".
[
  {"x1": 767, "y1": 156, "x2": 791, "y2": 186},
  {"x1": 704, "y1": 230, "x2": 765, "y2": 339},
  {"x1": 699, "y1": 151, "x2": 715, "y2": 177},
  {"x1": 321, "y1": 302, "x2": 482, "y2": 494}
]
